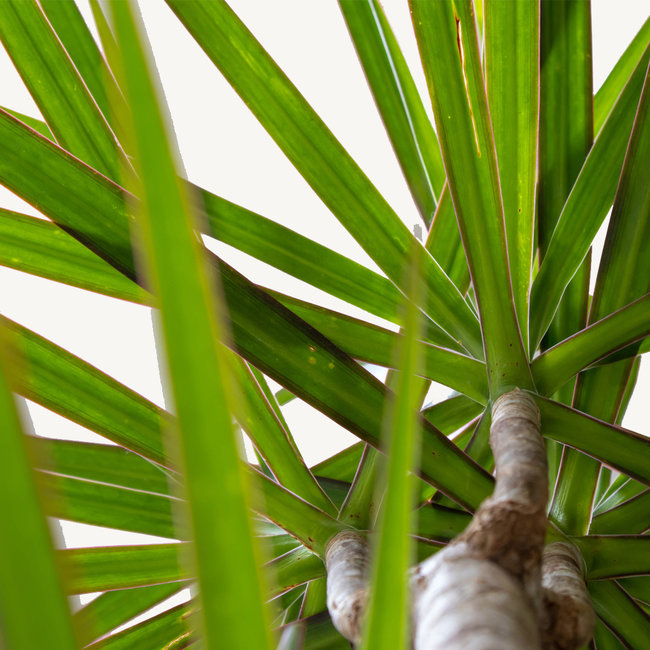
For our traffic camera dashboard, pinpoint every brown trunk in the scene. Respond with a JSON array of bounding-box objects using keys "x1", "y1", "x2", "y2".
[
  {"x1": 541, "y1": 542, "x2": 595, "y2": 649},
  {"x1": 324, "y1": 390, "x2": 595, "y2": 649}
]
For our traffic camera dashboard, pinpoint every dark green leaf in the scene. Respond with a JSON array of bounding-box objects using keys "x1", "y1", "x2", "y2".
[
  {"x1": 590, "y1": 490, "x2": 650, "y2": 535},
  {"x1": 0, "y1": 0, "x2": 122, "y2": 179},
  {"x1": 410, "y1": 0, "x2": 531, "y2": 392},
  {"x1": 74, "y1": 583, "x2": 184, "y2": 646},
  {"x1": 530, "y1": 52, "x2": 650, "y2": 348},
  {"x1": 589, "y1": 580, "x2": 650, "y2": 649},
  {"x1": 535, "y1": 396, "x2": 650, "y2": 487},
  {"x1": 485, "y1": 0, "x2": 539, "y2": 347},
  {"x1": 576, "y1": 535, "x2": 650, "y2": 579}
]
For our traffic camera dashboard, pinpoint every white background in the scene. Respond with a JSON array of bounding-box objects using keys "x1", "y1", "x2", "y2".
[{"x1": 0, "y1": 0, "x2": 648, "y2": 622}]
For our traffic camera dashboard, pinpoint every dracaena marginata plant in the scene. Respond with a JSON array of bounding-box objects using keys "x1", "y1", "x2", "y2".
[{"x1": 0, "y1": 0, "x2": 648, "y2": 648}]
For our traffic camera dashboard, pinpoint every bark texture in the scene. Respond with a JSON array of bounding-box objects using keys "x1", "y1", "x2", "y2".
[
  {"x1": 412, "y1": 389, "x2": 548, "y2": 649},
  {"x1": 541, "y1": 542, "x2": 595, "y2": 650},
  {"x1": 325, "y1": 531, "x2": 369, "y2": 645},
  {"x1": 323, "y1": 390, "x2": 595, "y2": 649}
]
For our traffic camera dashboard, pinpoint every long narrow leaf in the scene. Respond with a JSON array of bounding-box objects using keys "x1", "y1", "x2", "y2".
[
  {"x1": 274, "y1": 293, "x2": 488, "y2": 403},
  {"x1": 74, "y1": 584, "x2": 184, "y2": 646},
  {"x1": 534, "y1": 396, "x2": 650, "y2": 488},
  {"x1": 232, "y1": 357, "x2": 336, "y2": 515},
  {"x1": 0, "y1": 109, "x2": 493, "y2": 510},
  {"x1": 4, "y1": 316, "x2": 166, "y2": 464},
  {"x1": 550, "y1": 60, "x2": 650, "y2": 535},
  {"x1": 41, "y1": 472, "x2": 178, "y2": 539},
  {"x1": 410, "y1": 0, "x2": 531, "y2": 392},
  {"x1": 360, "y1": 250, "x2": 423, "y2": 649},
  {"x1": 32, "y1": 437, "x2": 170, "y2": 495},
  {"x1": 590, "y1": 490, "x2": 650, "y2": 535},
  {"x1": 485, "y1": 0, "x2": 539, "y2": 348},
  {"x1": 575, "y1": 535, "x2": 650, "y2": 580},
  {"x1": 532, "y1": 293, "x2": 650, "y2": 396},
  {"x1": 0, "y1": 330, "x2": 77, "y2": 648},
  {"x1": 594, "y1": 16, "x2": 650, "y2": 134},
  {"x1": 39, "y1": 0, "x2": 122, "y2": 127},
  {"x1": 108, "y1": 4, "x2": 272, "y2": 646},
  {"x1": 0, "y1": 107, "x2": 460, "y2": 350},
  {"x1": 589, "y1": 580, "x2": 650, "y2": 649},
  {"x1": 425, "y1": 184, "x2": 469, "y2": 291},
  {"x1": 87, "y1": 602, "x2": 191, "y2": 650},
  {"x1": 0, "y1": 209, "x2": 150, "y2": 304},
  {"x1": 0, "y1": 0, "x2": 122, "y2": 179},
  {"x1": 530, "y1": 53, "x2": 650, "y2": 348},
  {"x1": 60, "y1": 542, "x2": 186, "y2": 595},
  {"x1": 164, "y1": 0, "x2": 483, "y2": 357}
]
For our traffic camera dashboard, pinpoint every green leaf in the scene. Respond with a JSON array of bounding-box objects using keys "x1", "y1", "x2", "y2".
[
  {"x1": 41, "y1": 472, "x2": 178, "y2": 539},
  {"x1": 4, "y1": 316, "x2": 166, "y2": 464},
  {"x1": 279, "y1": 612, "x2": 349, "y2": 650},
  {"x1": 0, "y1": 112, "x2": 458, "y2": 350},
  {"x1": 618, "y1": 578, "x2": 650, "y2": 608},
  {"x1": 485, "y1": 0, "x2": 539, "y2": 349},
  {"x1": 164, "y1": 0, "x2": 483, "y2": 358},
  {"x1": 266, "y1": 546, "x2": 326, "y2": 601},
  {"x1": 31, "y1": 438, "x2": 170, "y2": 495},
  {"x1": 39, "y1": 0, "x2": 122, "y2": 128},
  {"x1": 410, "y1": 0, "x2": 531, "y2": 392},
  {"x1": 74, "y1": 583, "x2": 184, "y2": 646},
  {"x1": 202, "y1": 191, "x2": 452, "y2": 345},
  {"x1": 594, "y1": 476, "x2": 646, "y2": 517},
  {"x1": 108, "y1": 3, "x2": 272, "y2": 646},
  {"x1": 576, "y1": 535, "x2": 650, "y2": 579},
  {"x1": 538, "y1": 0, "x2": 593, "y2": 259},
  {"x1": 339, "y1": 0, "x2": 445, "y2": 223},
  {"x1": 0, "y1": 109, "x2": 492, "y2": 511},
  {"x1": 232, "y1": 357, "x2": 336, "y2": 515},
  {"x1": 1, "y1": 106, "x2": 52, "y2": 138},
  {"x1": 594, "y1": 17, "x2": 650, "y2": 135},
  {"x1": 532, "y1": 293, "x2": 650, "y2": 396},
  {"x1": 274, "y1": 293, "x2": 488, "y2": 403},
  {"x1": 248, "y1": 467, "x2": 346, "y2": 556},
  {"x1": 360, "y1": 249, "x2": 423, "y2": 650},
  {"x1": 530, "y1": 50, "x2": 650, "y2": 348},
  {"x1": 593, "y1": 616, "x2": 626, "y2": 650},
  {"x1": 0, "y1": 209, "x2": 150, "y2": 304},
  {"x1": 60, "y1": 544, "x2": 187, "y2": 594},
  {"x1": 0, "y1": 109, "x2": 136, "y2": 275},
  {"x1": 590, "y1": 490, "x2": 650, "y2": 535},
  {"x1": 536, "y1": 0, "x2": 593, "y2": 415},
  {"x1": 87, "y1": 602, "x2": 191, "y2": 650},
  {"x1": 0, "y1": 0, "x2": 122, "y2": 179},
  {"x1": 311, "y1": 443, "x2": 364, "y2": 484},
  {"x1": 421, "y1": 394, "x2": 483, "y2": 434},
  {"x1": 550, "y1": 60, "x2": 650, "y2": 535},
  {"x1": 589, "y1": 580, "x2": 650, "y2": 649},
  {"x1": 534, "y1": 396, "x2": 650, "y2": 487},
  {"x1": 0, "y1": 330, "x2": 77, "y2": 648},
  {"x1": 425, "y1": 184, "x2": 469, "y2": 291},
  {"x1": 416, "y1": 502, "x2": 471, "y2": 543}
]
